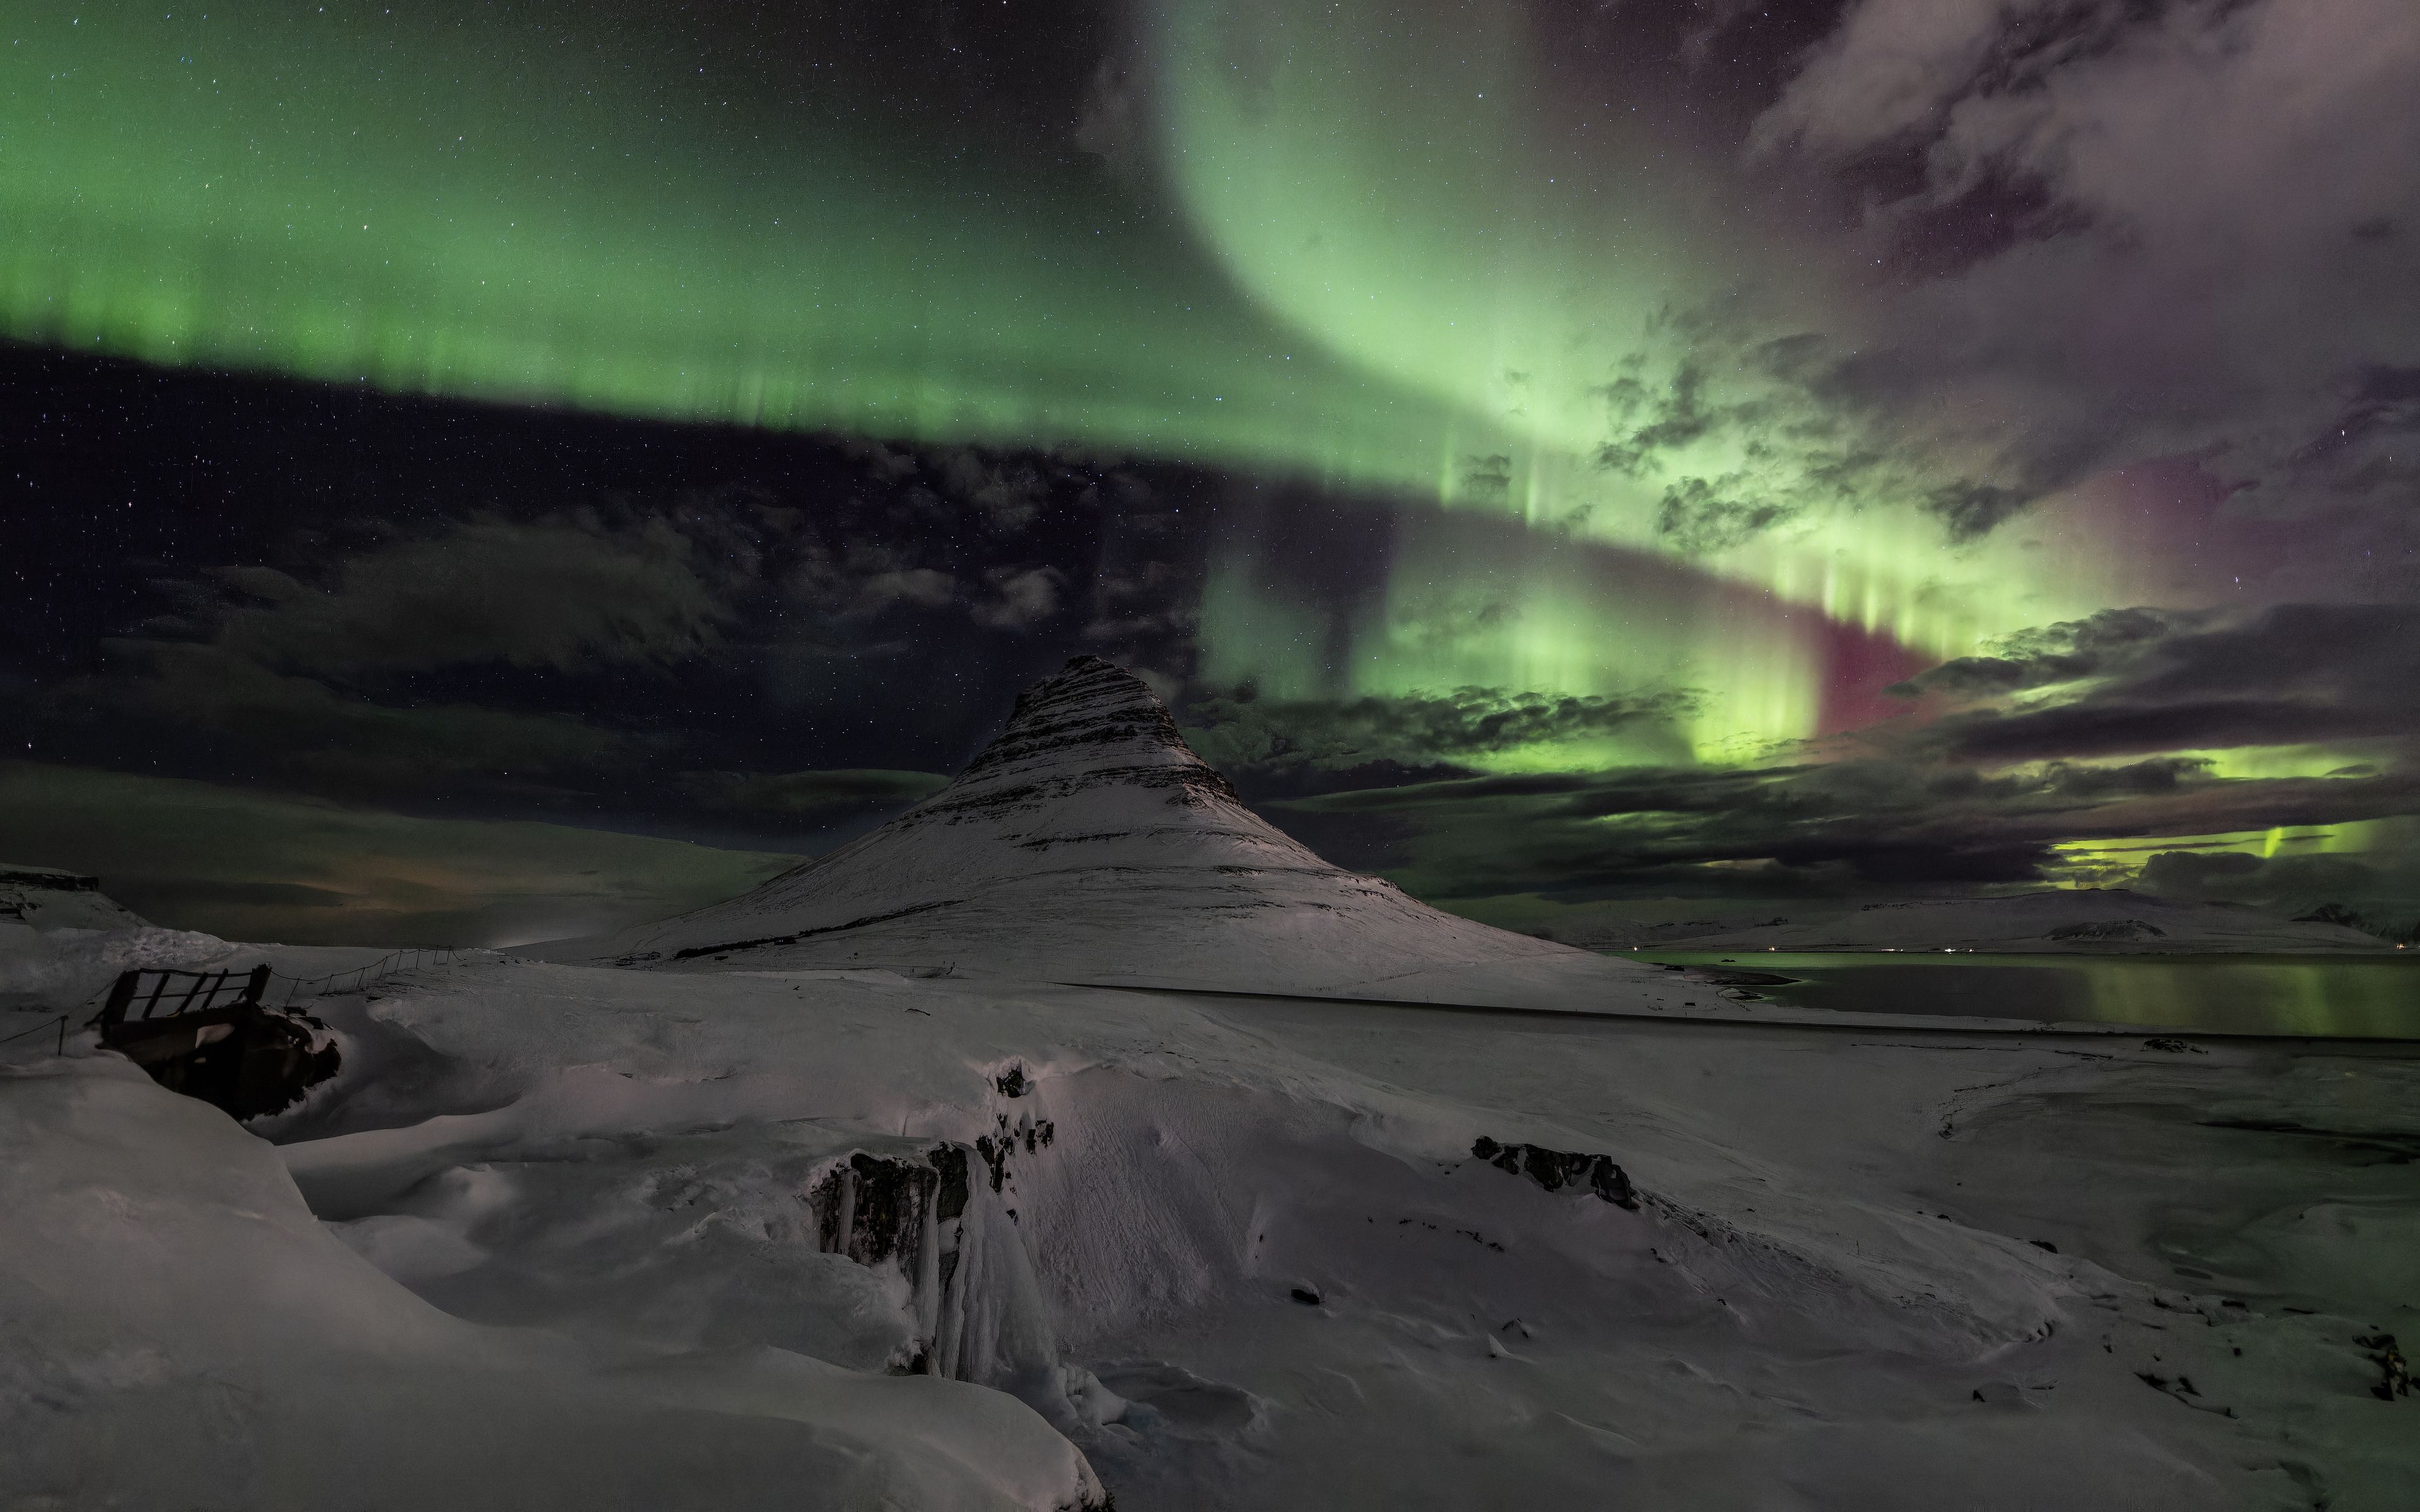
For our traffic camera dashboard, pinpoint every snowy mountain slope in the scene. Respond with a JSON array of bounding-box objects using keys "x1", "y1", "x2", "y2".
[
  {"x1": 1686, "y1": 889, "x2": 2393, "y2": 953},
  {"x1": 168, "y1": 959, "x2": 2420, "y2": 1509},
  {"x1": 538, "y1": 656, "x2": 1662, "y2": 1007}
]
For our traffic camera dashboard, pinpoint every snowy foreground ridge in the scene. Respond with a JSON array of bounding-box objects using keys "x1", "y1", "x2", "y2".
[
  {"x1": 8, "y1": 966, "x2": 2413, "y2": 1509},
  {"x1": 3, "y1": 660, "x2": 2416, "y2": 1508}
]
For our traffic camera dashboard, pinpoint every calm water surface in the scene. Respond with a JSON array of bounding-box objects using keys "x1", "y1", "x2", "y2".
[{"x1": 1628, "y1": 951, "x2": 2420, "y2": 1039}]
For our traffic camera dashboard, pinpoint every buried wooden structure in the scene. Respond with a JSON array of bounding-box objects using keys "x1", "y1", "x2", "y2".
[{"x1": 95, "y1": 966, "x2": 339, "y2": 1120}]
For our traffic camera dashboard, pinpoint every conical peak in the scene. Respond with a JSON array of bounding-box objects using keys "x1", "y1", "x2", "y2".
[
  {"x1": 1010, "y1": 656, "x2": 1162, "y2": 731},
  {"x1": 560, "y1": 651, "x2": 1591, "y2": 987},
  {"x1": 950, "y1": 655, "x2": 1238, "y2": 801}
]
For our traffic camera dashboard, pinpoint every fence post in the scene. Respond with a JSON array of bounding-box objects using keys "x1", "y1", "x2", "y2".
[{"x1": 100, "y1": 971, "x2": 139, "y2": 1028}]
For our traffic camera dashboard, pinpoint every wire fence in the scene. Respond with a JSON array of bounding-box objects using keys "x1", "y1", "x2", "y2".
[
  {"x1": 0, "y1": 1011, "x2": 71, "y2": 1053},
  {"x1": 274, "y1": 946, "x2": 470, "y2": 1005}
]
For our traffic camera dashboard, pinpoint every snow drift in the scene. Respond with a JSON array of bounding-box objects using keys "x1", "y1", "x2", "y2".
[
  {"x1": 0, "y1": 862, "x2": 233, "y2": 1012},
  {"x1": 0, "y1": 1053, "x2": 1107, "y2": 1511}
]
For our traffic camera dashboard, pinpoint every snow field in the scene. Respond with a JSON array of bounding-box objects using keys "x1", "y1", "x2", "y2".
[{"x1": 127, "y1": 959, "x2": 2420, "y2": 1508}]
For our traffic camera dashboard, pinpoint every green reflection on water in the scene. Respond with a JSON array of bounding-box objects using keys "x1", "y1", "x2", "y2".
[{"x1": 1634, "y1": 952, "x2": 2420, "y2": 1040}]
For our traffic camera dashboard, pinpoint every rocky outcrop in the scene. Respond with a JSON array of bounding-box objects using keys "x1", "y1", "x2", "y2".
[
  {"x1": 805, "y1": 1130, "x2": 1067, "y2": 1397},
  {"x1": 1472, "y1": 1136, "x2": 1640, "y2": 1210}
]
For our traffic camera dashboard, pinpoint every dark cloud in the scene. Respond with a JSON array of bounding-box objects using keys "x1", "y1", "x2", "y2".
[
  {"x1": 1594, "y1": 358, "x2": 1720, "y2": 476},
  {"x1": 930, "y1": 447, "x2": 1060, "y2": 532},
  {"x1": 677, "y1": 768, "x2": 950, "y2": 822},
  {"x1": 1655, "y1": 477, "x2": 1795, "y2": 556},
  {"x1": 969, "y1": 565, "x2": 1071, "y2": 631},
  {"x1": 1269, "y1": 750, "x2": 2420, "y2": 903},
  {"x1": 1082, "y1": 558, "x2": 1197, "y2": 649},
  {"x1": 1891, "y1": 607, "x2": 2191, "y2": 699},
  {"x1": 1460, "y1": 454, "x2": 1514, "y2": 504},
  {"x1": 1749, "y1": 0, "x2": 2420, "y2": 529},
  {"x1": 1922, "y1": 481, "x2": 2033, "y2": 544},
  {"x1": 62, "y1": 640, "x2": 643, "y2": 801},
  {"x1": 1908, "y1": 602, "x2": 2420, "y2": 761},
  {"x1": 197, "y1": 513, "x2": 732, "y2": 677},
  {"x1": 1939, "y1": 700, "x2": 2361, "y2": 764},
  {"x1": 0, "y1": 762, "x2": 800, "y2": 947},
  {"x1": 1186, "y1": 685, "x2": 1695, "y2": 791},
  {"x1": 1570, "y1": 311, "x2": 1950, "y2": 554},
  {"x1": 8, "y1": 410, "x2": 1215, "y2": 838}
]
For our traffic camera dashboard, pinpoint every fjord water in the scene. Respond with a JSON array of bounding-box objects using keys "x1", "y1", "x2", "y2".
[{"x1": 1637, "y1": 951, "x2": 2420, "y2": 1039}]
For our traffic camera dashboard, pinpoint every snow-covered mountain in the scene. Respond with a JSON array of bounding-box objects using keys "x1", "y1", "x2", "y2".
[{"x1": 541, "y1": 656, "x2": 1648, "y2": 1004}]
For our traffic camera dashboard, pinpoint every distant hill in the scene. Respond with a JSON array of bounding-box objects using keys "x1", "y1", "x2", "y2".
[
  {"x1": 1678, "y1": 890, "x2": 2392, "y2": 954},
  {"x1": 0, "y1": 864, "x2": 150, "y2": 934}
]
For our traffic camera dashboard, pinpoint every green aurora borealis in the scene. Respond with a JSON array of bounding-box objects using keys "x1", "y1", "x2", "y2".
[
  {"x1": 9, "y1": 0, "x2": 2414, "y2": 931},
  {"x1": 4, "y1": 1, "x2": 2133, "y2": 755}
]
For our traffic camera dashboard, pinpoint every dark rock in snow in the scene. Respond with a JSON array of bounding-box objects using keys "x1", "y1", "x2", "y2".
[
  {"x1": 1472, "y1": 1136, "x2": 1639, "y2": 1210},
  {"x1": 975, "y1": 1132, "x2": 1012, "y2": 1193},
  {"x1": 2356, "y1": 1333, "x2": 2409, "y2": 1400},
  {"x1": 814, "y1": 1151, "x2": 939, "y2": 1268}
]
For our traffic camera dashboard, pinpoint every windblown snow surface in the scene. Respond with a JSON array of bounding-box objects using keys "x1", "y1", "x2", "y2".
[
  {"x1": 4, "y1": 663, "x2": 2414, "y2": 1508},
  {"x1": 7, "y1": 959, "x2": 2414, "y2": 1509},
  {"x1": 0, "y1": 861, "x2": 234, "y2": 1011}
]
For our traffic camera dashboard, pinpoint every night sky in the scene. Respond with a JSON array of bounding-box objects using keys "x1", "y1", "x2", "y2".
[{"x1": 5, "y1": 0, "x2": 2417, "y2": 945}]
